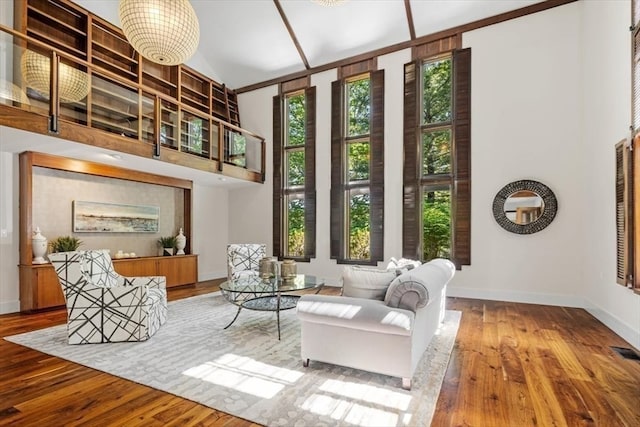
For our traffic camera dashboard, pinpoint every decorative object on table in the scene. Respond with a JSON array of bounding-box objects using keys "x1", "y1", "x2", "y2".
[
  {"x1": 158, "y1": 236, "x2": 177, "y2": 256},
  {"x1": 259, "y1": 256, "x2": 278, "y2": 279},
  {"x1": 32, "y1": 226, "x2": 48, "y2": 264},
  {"x1": 175, "y1": 228, "x2": 186, "y2": 255},
  {"x1": 49, "y1": 235, "x2": 82, "y2": 253},
  {"x1": 119, "y1": 0, "x2": 200, "y2": 66},
  {"x1": 73, "y1": 201, "x2": 159, "y2": 233},
  {"x1": 281, "y1": 259, "x2": 297, "y2": 278}
]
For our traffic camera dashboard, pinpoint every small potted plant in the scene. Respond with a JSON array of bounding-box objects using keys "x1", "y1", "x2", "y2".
[
  {"x1": 49, "y1": 235, "x2": 82, "y2": 253},
  {"x1": 158, "y1": 236, "x2": 177, "y2": 256}
]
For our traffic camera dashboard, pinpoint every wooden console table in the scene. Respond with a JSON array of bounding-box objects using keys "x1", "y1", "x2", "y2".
[{"x1": 19, "y1": 254, "x2": 198, "y2": 312}]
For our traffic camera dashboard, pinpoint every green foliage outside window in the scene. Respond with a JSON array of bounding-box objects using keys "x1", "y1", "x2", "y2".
[
  {"x1": 286, "y1": 93, "x2": 305, "y2": 146},
  {"x1": 287, "y1": 197, "x2": 305, "y2": 257},
  {"x1": 422, "y1": 129, "x2": 451, "y2": 176},
  {"x1": 421, "y1": 57, "x2": 453, "y2": 262},
  {"x1": 287, "y1": 150, "x2": 305, "y2": 186},
  {"x1": 423, "y1": 189, "x2": 451, "y2": 261},
  {"x1": 348, "y1": 141, "x2": 370, "y2": 182},
  {"x1": 349, "y1": 191, "x2": 370, "y2": 260},
  {"x1": 423, "y1": 58, "x2": 452, "y2": 125},
  {"x1": 347, "y1": 78, "x2": 370, "y2": 136}
]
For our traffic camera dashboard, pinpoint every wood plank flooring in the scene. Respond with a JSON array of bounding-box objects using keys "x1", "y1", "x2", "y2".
[{"x1": 1, "y1": 281, "x2": 639, "y2": 426}]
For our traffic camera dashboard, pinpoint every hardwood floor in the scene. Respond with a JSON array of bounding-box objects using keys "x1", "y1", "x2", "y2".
[{"x1": 1, "y1": 281, "x2": 639, "y2": 426}]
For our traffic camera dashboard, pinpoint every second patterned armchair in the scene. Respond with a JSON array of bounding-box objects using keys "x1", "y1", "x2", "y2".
[
  {"x1": 226, "y1": 243, "x2": 267, "y2": 280},
  {"x1": 48, "y1": 249, "x2": 167, "y2": 344}
]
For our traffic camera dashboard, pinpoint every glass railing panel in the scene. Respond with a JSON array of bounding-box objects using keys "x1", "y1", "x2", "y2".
[
  {"x1": 224, "y1": 128, "x2": 263, "y2": 173},
  {"x1": 160, "y1": 100, "x2": 178, "y2": 150},
  {"x1": 180, "y1": 109, "x2": 210, "y2": 159},
  {"x1": 0, "y1": 35, "x2": 33, "y2": 111},
  {"x1": 141, "y1": 92, "x2": 155, "y2": 143},
  {"x1": 58, "y1": 55, "x2": 88, "y2": 125},
  {"x1": 211, "y1": 120, "x2": 220, "y2": 160},
  {"x1": 91, "y1": 72, "x2": 138, "y2": 138}
]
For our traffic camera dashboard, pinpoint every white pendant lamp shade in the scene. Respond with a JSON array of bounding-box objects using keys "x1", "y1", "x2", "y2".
[
  {"x1": 119, "y1": 0, "x2": 200, "y2": 66},
  {"x1": 21, "y1": 50, "x2": 89, "y2": 104}
]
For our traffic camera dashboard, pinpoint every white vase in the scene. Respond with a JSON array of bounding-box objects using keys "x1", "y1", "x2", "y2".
[
  {"x1": 176, "y1": 227, "x2": 186, "y2": 255},
  {"x1": 32, "y1": 226, "x2": 48, "y2": 264}
]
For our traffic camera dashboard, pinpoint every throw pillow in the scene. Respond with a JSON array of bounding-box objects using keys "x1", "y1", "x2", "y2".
[{"x1": 342, "y1": 265, "x2": 397, "y2": 300}]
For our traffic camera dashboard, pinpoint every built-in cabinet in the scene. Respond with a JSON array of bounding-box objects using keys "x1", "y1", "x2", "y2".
[
  {"x1": 19, "y1": 151, "x2": 197, "y2": 313},
  {"x1": 20, "y1": 255, "x2": 198, "y2": 311}
]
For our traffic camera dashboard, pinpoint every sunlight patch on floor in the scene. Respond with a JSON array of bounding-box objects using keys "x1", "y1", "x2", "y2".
[
  {"x1": 182, "y1": 353, "x2": 303, "y2": 398},
  {"x1": 298, "y1": 379, "x2": 414, "y2": 426}
]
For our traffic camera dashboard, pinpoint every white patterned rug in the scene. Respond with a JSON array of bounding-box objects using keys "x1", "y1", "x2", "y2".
[{"x1": 5, "y1": 293, "x2": 461, "y2": 427}]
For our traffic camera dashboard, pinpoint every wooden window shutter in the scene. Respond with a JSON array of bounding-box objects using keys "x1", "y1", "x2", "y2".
[
  {"x1": 330, "y1": 79, "x2": 344, "y2": 259},
  {"x1": 370, "y1": 70, "x2": 385, "y2": 262},
  {"x1": 272, "y1": 95, "x2": 283, "y2": 258},
  {"x1": 402, "y1": 60, "x2": 421, "y2": 260},
  {"x1": 616, "y1": 139, "x2": 632, "y2": 286},
  {"x1": 452, "y1": 48, "x2": 471, "y2": 267},
  {"x1": 304, "y1": 86, "x2": 317, "y2": 258}
]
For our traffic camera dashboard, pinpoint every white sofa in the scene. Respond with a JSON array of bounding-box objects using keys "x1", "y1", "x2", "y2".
[{"x1": 296, "y1": 258, "x2": 455, "y2": 389}]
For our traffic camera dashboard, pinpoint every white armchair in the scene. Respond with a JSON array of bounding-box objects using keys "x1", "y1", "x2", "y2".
[
  {"x1": 226, "y1": 243, "x2": 267, "y2": 280},
  {"x1": 48, "y1": 249, "x2": 167, "y2": 344}
]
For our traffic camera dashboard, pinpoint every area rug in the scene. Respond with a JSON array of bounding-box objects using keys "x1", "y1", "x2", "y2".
[{"x1": 5, "y1": 293, "x2": 461, "y2": 427}]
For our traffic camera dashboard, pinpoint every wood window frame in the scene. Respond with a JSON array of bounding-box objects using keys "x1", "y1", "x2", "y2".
[
  {"x1": 273, "y1": 86, "x2": 316, "y2": 261},
  {"x1": 402, "y1": 48, "x2": 471, "y2": 269},
  {"x1": 330, "y1": 70, "x2": 384, "y2": 265}
]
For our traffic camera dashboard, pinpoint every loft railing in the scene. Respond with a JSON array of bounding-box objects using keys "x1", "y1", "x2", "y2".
[{"x1": 0, "y1": 24, "x2": 266, "y2": 182}]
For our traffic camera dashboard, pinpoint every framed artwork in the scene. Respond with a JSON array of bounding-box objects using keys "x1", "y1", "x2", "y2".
[{"x1": 73, "y1": 201, "x2": 160, "y2": 233}]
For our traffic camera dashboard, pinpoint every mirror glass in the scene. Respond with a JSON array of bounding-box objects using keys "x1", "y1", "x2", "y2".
[
  {"x1": 492, "y1": 180, "x2": 557, "y2": 234},
  {"x1": 503, "y1": 190, "x2": 544, "y2": 225}
]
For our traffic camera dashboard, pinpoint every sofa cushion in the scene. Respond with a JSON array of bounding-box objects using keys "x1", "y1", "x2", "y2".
[
  {"x1": 342, "y1": 265, "x2": 397, "y2": 300},
  {"x1": 297, "y1": 294, "x2": 414, "y2": 336}
]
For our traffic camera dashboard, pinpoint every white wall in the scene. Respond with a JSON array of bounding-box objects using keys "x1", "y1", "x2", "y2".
[
  {"x1": 453, "y1": 3, "x2": 585, "y2": 306},
  {"x1": 0, "y1": 152, "x2": 19, "y2": 313},
  {"x1": 582, "y1": 0, "x2": 639, "y2": 348},
  {"x1": 192, "y1": 182, "x2": 229, "y2": 280}
]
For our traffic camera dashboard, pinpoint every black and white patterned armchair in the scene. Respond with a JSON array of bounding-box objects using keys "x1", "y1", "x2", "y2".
[
  {"x1": 226, "y1": 243, "x2": 266, "y2": 280},
  {"x1": 48, "y1": 250, "x2": 167, "y2": 344}
]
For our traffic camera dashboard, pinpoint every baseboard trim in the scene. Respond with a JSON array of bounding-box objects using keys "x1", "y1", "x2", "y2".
[
  {"x1": 585, "y1": 303, "x2": 640, "y2": 351},
  {"x1": 0, "y1": 300, "x2": 20, "y2": 315},
  {"x1": 447, "y1": 286, "x2": 585, "y2": 308},
  {"x1": 199, "y1": 270, "x2": 226, "y2": 282}
]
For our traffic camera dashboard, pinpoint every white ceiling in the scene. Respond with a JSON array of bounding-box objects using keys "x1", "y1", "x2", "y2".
[{"x1": 74, "y1": 0, "x2": 544, "y2": 90}]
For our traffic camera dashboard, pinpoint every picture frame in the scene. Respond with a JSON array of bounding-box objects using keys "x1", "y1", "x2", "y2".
[{"x1": 73, "y1": 201, "x2": 160, "y2": 233}]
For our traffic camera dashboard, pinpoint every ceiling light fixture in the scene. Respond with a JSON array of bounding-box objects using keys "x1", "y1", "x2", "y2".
[
  {"x1": 312, "y1": 0, "x2": 346, "y2": 6},
  {"x1": 21, "y1": 50, "x2": 89, "y2": 104},
  {"x1": 119, "y1": 0, "x2": 200, "y2": 66}
]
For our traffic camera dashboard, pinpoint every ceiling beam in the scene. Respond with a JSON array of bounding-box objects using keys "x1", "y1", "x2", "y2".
[
  {"x1": 237, "y1": 0, "x2": 577, "y2": 93},
  {"x1": 273, "y1": 0, "x2": 310, "y2": 70},
  {"x1": 404, "y1": 0, "x2": 416, "y2": 41}
]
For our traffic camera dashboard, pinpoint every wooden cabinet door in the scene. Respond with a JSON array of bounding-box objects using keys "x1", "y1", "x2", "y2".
[
  {"x1": 35, "y1": 267, "x2": 65, "y2": 309},
  {"x1": 113, "y1": 258, "x2": 158, "y2": 277},
  {"x1": 157, "y1": 255, "x2": 197, "y2": 287}
]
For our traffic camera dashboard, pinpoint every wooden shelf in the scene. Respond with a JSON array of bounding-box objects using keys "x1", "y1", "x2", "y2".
[
  {"x1": 27, "y1": 4, "x2": 86, "y2": 36},
  {"x1": 27, "y1": 28, "x2": 86, "y2": 58}
]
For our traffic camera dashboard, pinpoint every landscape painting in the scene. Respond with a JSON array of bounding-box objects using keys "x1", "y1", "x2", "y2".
[{"x1": 73, "y1": 201, "x2": 159, "y2": 233}]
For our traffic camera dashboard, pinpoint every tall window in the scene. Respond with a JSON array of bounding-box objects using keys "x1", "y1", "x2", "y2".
[
  {"x1": 331, "y1": 71, "x2": 384, "y2": 264},
  {"x1": 403, "y1": 49, "x2": 471, "y2": 267},
  {"x1": 617, "y1": 0, "x2": 640, "y2": 292},
  {"x1": 273, "y1": 86, "x2": 316, "y2": 260}
]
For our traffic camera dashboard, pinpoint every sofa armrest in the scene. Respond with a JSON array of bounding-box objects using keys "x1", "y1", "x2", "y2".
[{"x1": 384, "y1": 258, "x2": 455, "y2": 312}]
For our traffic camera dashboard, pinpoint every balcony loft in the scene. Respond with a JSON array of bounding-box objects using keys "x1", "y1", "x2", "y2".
[{"x1": 0, "y1": 20, "x2": 266, "y2": 184}]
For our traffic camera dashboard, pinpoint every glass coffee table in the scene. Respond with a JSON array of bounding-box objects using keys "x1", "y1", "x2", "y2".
[{"x1": 219, "y1": 274, "x2": 324, "y2": 340}]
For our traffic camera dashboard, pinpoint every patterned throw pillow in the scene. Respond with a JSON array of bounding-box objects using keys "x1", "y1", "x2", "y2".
[{"x1": 342, "y1": 265, "x2": 398, "y2": 301}]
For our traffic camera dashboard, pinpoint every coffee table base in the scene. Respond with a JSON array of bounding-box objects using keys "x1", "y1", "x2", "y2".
[{"x1": 223, "y1": 294, "x2": 301, "y2": 340}]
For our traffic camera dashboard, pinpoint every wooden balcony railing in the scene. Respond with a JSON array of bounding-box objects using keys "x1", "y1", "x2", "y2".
[{"x1": 0, "y1": 23, "x2": 266, "y2": 183}]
